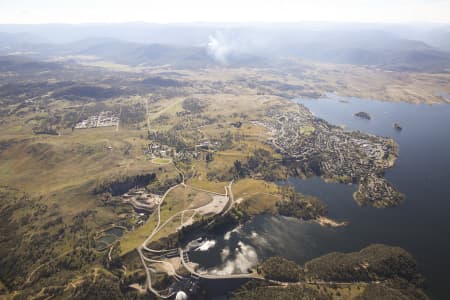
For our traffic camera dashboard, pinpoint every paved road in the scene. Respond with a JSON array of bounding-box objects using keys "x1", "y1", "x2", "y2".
[
  {"x1": 135, "y1": 162, "x2": 362, "y2": 295},
  {"x1": 137, "y1": 172, "x2": 257, "y2": 297},
  {"x1": 137, "y1": 164, "x2": 185, "y2": 299},
  {"x1": 137, "y1": 166, "x2": 373, "y2": 298},
  {"x1": 222, "y1": 180, "x2": 234, "y2": 215}
]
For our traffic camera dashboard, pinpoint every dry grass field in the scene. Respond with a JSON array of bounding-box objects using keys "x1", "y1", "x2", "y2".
[{"x1": 0, "y1": 57, "x2": 445, "y2": 299}]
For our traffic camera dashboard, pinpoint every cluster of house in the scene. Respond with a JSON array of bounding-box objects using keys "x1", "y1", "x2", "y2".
[
  {"x1": 260, "y1": 107, "x2": 400, "y2": 204},
  {"x1": 355, "y1": 174, "x2": 403, "y2": 206},
  {"x1": 262, "y1": 109, "x2": 393, "y2": 177},
  {"x1": 144, "y1": 142, "x2": 176, "y2": 158},
  {"x1": 143, "y1": 140, "x2": 218, "y2": 161},
  {"x1": 75, "y1": 111, "x2": 119, "y2": 129}
]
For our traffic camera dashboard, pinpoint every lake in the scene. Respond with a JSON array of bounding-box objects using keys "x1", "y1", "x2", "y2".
[{"x1": 187, "y1": 95, "x2": 450, "y2": 299}]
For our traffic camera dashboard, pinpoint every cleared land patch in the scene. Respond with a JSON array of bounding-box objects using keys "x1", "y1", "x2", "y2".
[
  {"x1": 151, "y1": 158, "x2": 172, "y2": 164},
  {"x1": 233, "y1": 178, "x2": 281, "y2": 214}
]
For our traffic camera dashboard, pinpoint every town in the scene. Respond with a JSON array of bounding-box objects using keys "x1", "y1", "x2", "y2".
[
  {"x1": 74, "y1": 111, "x2": 120, "y2": 129},
  {"x1": 258, "y1": 104, "x2": 403, "y2": 207}
]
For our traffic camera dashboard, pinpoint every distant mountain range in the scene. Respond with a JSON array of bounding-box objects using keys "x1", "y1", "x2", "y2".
[
  {"x1": 0, "y1": 23, "x2": 449, "y2": 71},
  {"x1": 264, "y1": 29, "x2": 450, "y2": 71},
  {"x1": 74, "y1": 39, "x2": 215, "y2": 67},
  {"x1": 0, "y1": 54, "x2": 60, "y2": 73}
]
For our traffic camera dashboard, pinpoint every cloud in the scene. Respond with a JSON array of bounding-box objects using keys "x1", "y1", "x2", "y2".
[
  {"x1": 247, "y1": 230, "x2": 271, "y2": 249},
  {"x1": 207, "y1": 241, "x2": 258, "y2": 275},
  {"x1": 220, "y1": 247, "x2": 231, "y2": 261},
  {"x1": 224, "y1": 225, "x2": 242, "y2": 240}
]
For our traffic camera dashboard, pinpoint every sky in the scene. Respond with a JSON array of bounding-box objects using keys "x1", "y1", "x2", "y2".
[{"x1": 0, "y1": 0, "x2": 449, "y2": 24}]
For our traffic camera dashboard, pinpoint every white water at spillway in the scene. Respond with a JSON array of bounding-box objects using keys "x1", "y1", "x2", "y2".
[{"x1": 195, "y1": 240, "x2": 217, "y2": 252}]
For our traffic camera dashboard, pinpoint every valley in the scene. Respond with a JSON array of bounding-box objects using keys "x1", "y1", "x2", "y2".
[{"x1": 0, "y1": 42, "x2": 448, "y2": 299}]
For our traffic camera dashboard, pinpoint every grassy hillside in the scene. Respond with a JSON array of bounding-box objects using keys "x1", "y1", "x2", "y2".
[{"x1": 238, "y1": 244, "x2": 429, "y2": 300}]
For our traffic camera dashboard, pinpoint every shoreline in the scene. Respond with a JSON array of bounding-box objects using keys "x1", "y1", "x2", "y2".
[{"x1": 315, "y1": 216, "x2": 348, "y2": 228}]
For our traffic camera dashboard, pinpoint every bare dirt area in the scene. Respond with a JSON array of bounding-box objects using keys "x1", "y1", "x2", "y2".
[{"x1": 195, "y1": 195, "x2": 228, "y2": 216}]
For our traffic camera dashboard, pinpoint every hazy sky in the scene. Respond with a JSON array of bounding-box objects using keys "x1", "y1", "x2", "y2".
[{"x1": 0, "y1": 0, "x2": 449, "y2": 24}]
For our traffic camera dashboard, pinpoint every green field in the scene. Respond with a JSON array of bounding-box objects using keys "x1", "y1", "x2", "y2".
[{"x1": 151, "y1": 158, "x2": 172, "y2": 164}]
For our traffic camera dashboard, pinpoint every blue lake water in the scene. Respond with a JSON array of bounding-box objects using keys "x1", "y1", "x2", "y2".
[{"x1": 189, "y1": 95, "x2": 450, "y2": 299}]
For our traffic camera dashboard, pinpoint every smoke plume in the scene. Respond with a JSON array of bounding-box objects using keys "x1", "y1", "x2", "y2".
[{"x1": 207, "y1": 31, "x2": 232, "y2": 64}]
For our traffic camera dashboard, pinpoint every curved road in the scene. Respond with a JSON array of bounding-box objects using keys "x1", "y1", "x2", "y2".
[{"x1": 137, "y1": 166, "x2": 241, "y2": 298}]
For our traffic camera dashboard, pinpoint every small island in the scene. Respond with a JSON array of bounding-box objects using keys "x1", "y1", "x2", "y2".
[
  {"x1": 393, "y1": 122, "x2": 402, "y2": 131},
  {"x1": 354, "y1": 111, "x2": 371, "y2": 120}
]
